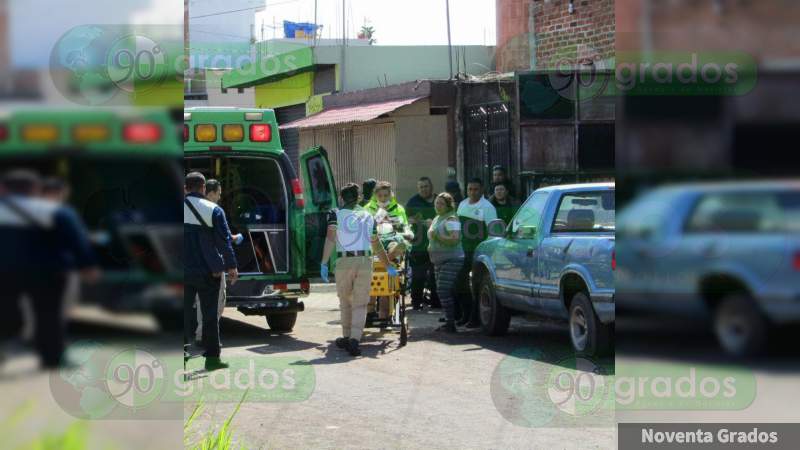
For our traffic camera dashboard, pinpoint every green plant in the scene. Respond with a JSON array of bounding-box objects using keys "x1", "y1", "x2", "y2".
[
  {"x1": 185, "y1": 391, "x2": 249, "y2": 450},
  {"x1": 358, "y1": 25, "x2": 376, "y2": 44},
  {"x1": 2, "y1": 401, "x2": 102, "y2": 450},
  {"x1": 20, "y1": 422, "x2": 90, "y2": 450}
]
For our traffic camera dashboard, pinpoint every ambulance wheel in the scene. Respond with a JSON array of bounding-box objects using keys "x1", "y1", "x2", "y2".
[{"x1": 266, "y1": 313, "x2": 297, "y2": 333}]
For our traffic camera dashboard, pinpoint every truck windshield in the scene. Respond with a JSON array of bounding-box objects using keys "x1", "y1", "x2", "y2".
[
  {"x1": 552, "y1": 190, "x2": 616, "y2": 233},
  {"x1": 685, "y1": 190, "x2": 800, "y2": 233}
]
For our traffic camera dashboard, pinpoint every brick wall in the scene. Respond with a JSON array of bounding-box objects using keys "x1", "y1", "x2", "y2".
[
  {"x1": 497, "y1": 0, "x2": 615, "y2": 72},
  {"x1": 645, "y1": 0, "x2": 799, "y2": 63},
  {"x1": 496, "y1": 0, "x2": 532, "y2": 72},
  {"x1": 531, "y1": 0, "x2": 615, "y2": 69}
]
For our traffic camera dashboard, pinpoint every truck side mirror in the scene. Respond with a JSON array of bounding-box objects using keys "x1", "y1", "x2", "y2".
[
  {"x1": 487, "y1": 219, "x2": 507, "y2": 238},
  {"x1": 518, "y1": 225, "x2": 538, "y2": 240}
]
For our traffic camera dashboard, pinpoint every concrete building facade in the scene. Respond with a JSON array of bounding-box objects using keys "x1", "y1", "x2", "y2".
[{"x1": 284, "y1": 82, "x2": 454, "y2": 202}]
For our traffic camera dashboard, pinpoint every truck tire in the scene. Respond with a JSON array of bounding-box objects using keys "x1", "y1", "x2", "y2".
[
  {"x1": 569, "y1": 292, "x2": 611, "y2": 356},
  {"x1": 266, "y1": 312, "x2": 298, "y2": 333},
  {"x1": 713, "y1": 295, "x2": 767, "y2": 357},
  {"x1": 479, "y1": 276, "x2": 511, "y2": 336}
]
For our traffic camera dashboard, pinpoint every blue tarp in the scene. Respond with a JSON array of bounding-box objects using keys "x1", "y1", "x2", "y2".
[{"x1": 283, "y1": 21, "x2": 318, "y2": 39}]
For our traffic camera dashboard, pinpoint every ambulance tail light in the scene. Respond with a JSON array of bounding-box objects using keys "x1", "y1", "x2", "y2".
[
  {"x1": 249, "y1": 124, "x2": 271, "y2": 142},
  {"x1": 22, "y1": 124, "x2": 59, "y2": 143},
  {"x1": 0, "y1": 124, "x2": 7, "y2": 141},
  {"x1": 73, "y1": 124, "x2": 110, "y2": 143},
  {"x1": 194, "y1": 124, "x2": 217, "y2": 142},
  {"x1": 300, "y1": 279, "x2": 310, "y2": 293},
  {"x1": 123, "y1": 123, "x2": 162, "y2": 143},
  {"x1": 183, "y1": 124, "x2": 189, "y2": 142},
  {"x1": 793, "y1": 251, "x2": 800, "y2": 271},
  {"x1": 222, "y1": 124, "x2": 244, "y2": 142},
  {"x1": 291, "y1": 178, "x2": 305, "y2": 208}
]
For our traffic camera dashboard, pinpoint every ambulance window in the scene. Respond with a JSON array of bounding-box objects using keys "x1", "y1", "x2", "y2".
[{"x1": 306, "y1": 155, "x2": 332, "y2": 207}]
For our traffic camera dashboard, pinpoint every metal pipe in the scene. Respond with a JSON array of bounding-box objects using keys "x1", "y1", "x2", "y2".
[
  {"x1": 341, "y1": 0, "x2": 346, "y2": 91},
  {"x1": 446, "y1": 0, "x2": 453, "y2": 79}
]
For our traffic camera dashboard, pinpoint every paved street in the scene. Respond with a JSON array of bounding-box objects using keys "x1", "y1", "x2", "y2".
[
  {"x1": 4, "y1": 288, "x2": 796, "y2": 449},
  {"x1": 186, "y1": 286, "x2": 616, "y2": 449}
]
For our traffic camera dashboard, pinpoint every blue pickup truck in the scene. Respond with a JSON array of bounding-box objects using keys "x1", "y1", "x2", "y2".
[
  {"x1": 472, "y1": 183, "x2": 616, "y2": 355},
  {"x1": 616, "y1": 181, "x2": 800, "y2": 357}
]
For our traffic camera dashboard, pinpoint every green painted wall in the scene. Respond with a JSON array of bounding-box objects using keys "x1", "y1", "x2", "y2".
[{"x1": 254, "y1": 71, "x2": 314, "y2": 109}]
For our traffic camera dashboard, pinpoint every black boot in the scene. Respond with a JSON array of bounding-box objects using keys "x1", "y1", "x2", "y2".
[
  {"x1": 335, "y1": 337, "x2": 349, "y2": 349},
  {"x1": 345, "y1": 338, "x2": 361, "y2": 356},
  {"x1": 204, "y1": 357, "x2": 229, "y2": 371}
]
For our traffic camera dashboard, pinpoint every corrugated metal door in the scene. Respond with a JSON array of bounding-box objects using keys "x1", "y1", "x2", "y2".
[
  {"x1": 328, "y1": 128, "x2": 354, "y2": 187},
  {"x1": 298, "y1": 122, "x2": 396, "y2": 192},
  {"x1": 275, "y1": 104, "x2": 307, "y2": 171},
  {"x1": 353, "y1": 122, "x2": 396, "y2": 188}
]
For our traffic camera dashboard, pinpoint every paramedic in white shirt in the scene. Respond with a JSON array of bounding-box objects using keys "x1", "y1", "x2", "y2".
[
  {"x1": 455, "y1": 178, "x2": 497, "y2": 328},
  {"x1": 320, "y1": 183, "x2": 395, "y2": 357}
]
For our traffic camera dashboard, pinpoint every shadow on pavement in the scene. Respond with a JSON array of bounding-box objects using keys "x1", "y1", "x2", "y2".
[
  {"x1": 615, "y1": 315, "x2": 800, "y2": 373},
  {"x1": 405, "y1": 309, "x2": 615, "y2": 374}
]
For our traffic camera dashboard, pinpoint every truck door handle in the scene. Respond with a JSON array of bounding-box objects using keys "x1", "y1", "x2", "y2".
[{"x1": 527, "y1": 247, "x2": 534, "y2": 257}]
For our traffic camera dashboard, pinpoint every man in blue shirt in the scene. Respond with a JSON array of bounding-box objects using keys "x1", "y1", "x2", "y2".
[
  {"x1": 183, "y1": 172, "x2": 238, "y2": 371},
  {"x1": 0, "y1": 169, "x2": 100, "y2": 370}
]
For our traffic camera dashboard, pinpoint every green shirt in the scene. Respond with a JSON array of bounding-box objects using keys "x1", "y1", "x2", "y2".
[{"x1": 427, "y1": 213, "x2": 464, "y2": 265}]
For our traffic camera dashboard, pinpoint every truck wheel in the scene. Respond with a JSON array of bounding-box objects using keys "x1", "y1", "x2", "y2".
[
  {"x1": 153, "y1": 310, "x2": 183, "y2": 332},
  {"x1": 479, "y1": 276, "x2": 510, "y2": 336},
  {"x1": 266, "y1": 313, "x2": 298, "y2": 333},
  {"x1": 713, "y1": 295, "x2": 767, "y2": 357},
  {"x1": 569, "y1": 292, "x2": 611, "y2": 356}
]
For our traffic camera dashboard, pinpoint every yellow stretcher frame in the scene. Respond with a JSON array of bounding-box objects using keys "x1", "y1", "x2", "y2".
[{"x1": 366, "y1": 258, "x2": 408, "y2": 346}]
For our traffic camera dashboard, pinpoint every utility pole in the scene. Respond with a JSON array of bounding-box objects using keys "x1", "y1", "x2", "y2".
[
  {"x1": 184, "y1": 0, "x2": 190, "y2": 93},
  {"x1": 446, "y1": 0, "x2": 453, "y2": 79},
  {"x1": 313, "y1": 0, "x2": 318, "y2": 47},
  {"x1": 341, "y1": 0, "x2": 346, "y2": 92}
]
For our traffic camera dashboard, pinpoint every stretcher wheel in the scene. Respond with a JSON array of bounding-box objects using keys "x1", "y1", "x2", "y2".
[{"x1": 399, "y1": 293, "x2": 408, "y2": 347}]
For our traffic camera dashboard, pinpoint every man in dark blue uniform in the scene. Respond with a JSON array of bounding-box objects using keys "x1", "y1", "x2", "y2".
[
  {"x1": 183, "y1": 172, "x2": 238, "y2": 371},
  {"x1": 405, "y1": 177, "x2": 440, "y2": 310},
  {"x1": 0, "y1": 169, "x2": 99, "y2": 370}
]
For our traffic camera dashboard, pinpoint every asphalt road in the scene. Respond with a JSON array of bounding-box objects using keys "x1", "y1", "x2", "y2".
[
  {"x1": 185, "y1": 286, "x2": 617, "y2": 450},
  {"x1": 4, "y1": 288, "x2": 795, "y2": 449}
]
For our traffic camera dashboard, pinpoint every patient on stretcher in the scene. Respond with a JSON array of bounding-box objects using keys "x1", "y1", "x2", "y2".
[{"x1": 374, "y1": 208, "x2": 413, "y2": 263}]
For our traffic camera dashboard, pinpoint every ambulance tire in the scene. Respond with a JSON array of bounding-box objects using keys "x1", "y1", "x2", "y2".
[{"x1": 266, "y1": 313, "x2": 298, "y2": 333}]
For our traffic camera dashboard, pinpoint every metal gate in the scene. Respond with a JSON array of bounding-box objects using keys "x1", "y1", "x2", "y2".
[{"x1": 463, "y1": 102, "x2": 512, "y2": 189}]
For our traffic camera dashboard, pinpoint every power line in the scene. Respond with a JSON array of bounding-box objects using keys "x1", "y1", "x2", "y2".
[{"x1": 190, "y1": 0, "x2": 302, "y2": 20}]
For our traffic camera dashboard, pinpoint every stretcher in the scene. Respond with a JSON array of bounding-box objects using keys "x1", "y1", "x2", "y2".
[{"x1": 366, "y1": 257, "x2": 409, "y2": 347}]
